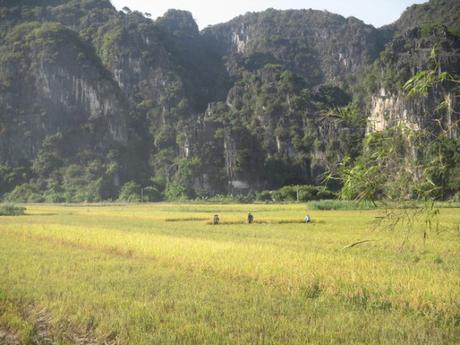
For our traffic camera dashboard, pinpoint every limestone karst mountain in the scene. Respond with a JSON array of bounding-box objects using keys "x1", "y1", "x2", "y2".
[{"x1": 0, "y1": 0, "x2": 458, "y2": 201}]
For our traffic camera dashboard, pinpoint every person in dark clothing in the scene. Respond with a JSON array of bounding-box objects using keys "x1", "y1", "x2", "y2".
[
  {"x1": 247, "y1": 212, "x2": 254, "y2": 224},
  {"x1": 213, "y1": 214, "x2": 220, "y2": 225}
]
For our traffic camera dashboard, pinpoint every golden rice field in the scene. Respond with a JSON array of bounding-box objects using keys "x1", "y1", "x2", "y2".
[{"x1": 0, "y1": 203, "x2": 459, "y2": 344}]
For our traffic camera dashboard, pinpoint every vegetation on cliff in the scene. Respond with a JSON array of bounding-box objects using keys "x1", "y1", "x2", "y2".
[{"x1": 0, "y1": 0, "x2": 458, "y2": 202}]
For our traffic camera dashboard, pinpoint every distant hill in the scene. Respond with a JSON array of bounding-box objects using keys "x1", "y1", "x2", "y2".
[
  {"x1": 391, "y1": 0, "x2": 460, "y2": 35},
  {"x1": 0, "y1": 0, "x2": 458, "y2": 201}
]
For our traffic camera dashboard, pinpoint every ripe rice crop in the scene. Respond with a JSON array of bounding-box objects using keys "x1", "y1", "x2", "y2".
[{"x1": 0, "y1": 203, "x2": 459, "y2": 344}]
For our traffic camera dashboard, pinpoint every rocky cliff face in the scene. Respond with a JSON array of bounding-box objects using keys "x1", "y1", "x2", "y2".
[
  {"x1": 0, "y1": 21, "x2": 127, "y2": 166},
  {"x1": 203, "y1": 9, "x2": 386, "y2": 87},
  {"x1": 362, "y1": 0, "x2": 460, "y2": 139},
  {"x1": 195, "y1": 9, "x2": 388, "y2": 192},
  {"x1": 0, "y1": 0, "x2": 458, "y2": 200},
  {"x1": 367, "y1": 26, "x2": 460, "y2": 136}
]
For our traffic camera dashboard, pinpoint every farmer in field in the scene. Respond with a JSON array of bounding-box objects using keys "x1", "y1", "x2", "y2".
[
  {"x1": 247, "y1": 212, "x2": 254, "y2": 224},
  {"x1": 213, "y1": 214, "x2": 220, "y2": 225},
  {"x1": 304, "y1": 214, "x2": 311, "y2": 223}
]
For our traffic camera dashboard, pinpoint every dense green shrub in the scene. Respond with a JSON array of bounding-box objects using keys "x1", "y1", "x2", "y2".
[
  {"x1": 117, "y1": 183, "x2": 161, "y2": 203},
  {"x1": 308, "y1": 200, "x2": 376, "y2": 210},
  {"x1": 0, "y1": 204, "x2": 26, "y2": 216},
  {"x1": 298, "y1": 186, "x2": 336, "y2": 202},
  {"x1": 267, "y1": 185, "x2": 336, "y2": 202},
  {"x1": 4, "y1": 184, "x2": 44, "y2": 203},
  {"x1": 255, "y1": 191, "x2": 272, "y2": 202},
  {"x1": 143, "y1": 186, "x2": 162, "y2": 202},
  {"x1": 118, "y1": 181, "x2": 142, "y2": 202},
  {"x1": 43, "y1": 191, "x2": 66, "y2": 203},
  {"x1": 165, "y1": 182, "x2": 188, "y2": 201},
  {"x1": 0, "y1": 165, "x2": 30, "y2": 196},
  {"x1": 190, "y1": 193, "x2": 255, "y2": 204},
  {"x1": 272, "y1": 186, "x2": 298, "y2": 202}
]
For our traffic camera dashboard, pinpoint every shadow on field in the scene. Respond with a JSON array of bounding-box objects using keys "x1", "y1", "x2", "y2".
[
  {"x1": 24, "y1": 213, "x2": 59, "y2": 216},
  {"x1": 165, "y1": 217, "x2": 209, "y2": 222}
]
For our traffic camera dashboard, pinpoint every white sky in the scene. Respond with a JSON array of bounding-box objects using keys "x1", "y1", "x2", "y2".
[{"x1": 109, "y1": 0, "x2": 427, "y2": 29}]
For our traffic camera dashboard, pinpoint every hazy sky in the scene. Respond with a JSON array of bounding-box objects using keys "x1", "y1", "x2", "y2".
[{"x1": 110, "y1": 0, "x2": 427, "y2": 29}]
